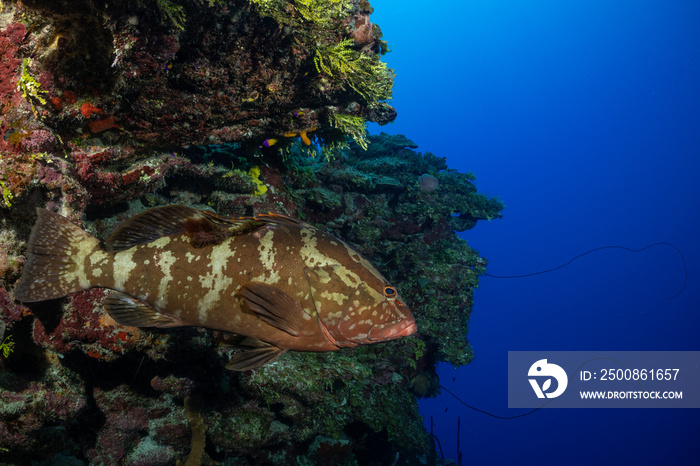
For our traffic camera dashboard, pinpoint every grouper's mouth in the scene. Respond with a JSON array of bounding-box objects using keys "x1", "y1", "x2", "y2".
[{"x1": 368, "y1": 315, "x2": 418, "y2": 342}]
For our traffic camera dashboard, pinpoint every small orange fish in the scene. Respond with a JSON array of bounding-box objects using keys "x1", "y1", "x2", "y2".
[{"x1": 15, "y1": 206, "x2": 417, "y2": 370}]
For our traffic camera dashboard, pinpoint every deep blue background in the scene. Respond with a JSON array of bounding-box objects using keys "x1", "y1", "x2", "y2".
[{"x1": 369, "y1": 1, "x2": 700, "y2": 464}]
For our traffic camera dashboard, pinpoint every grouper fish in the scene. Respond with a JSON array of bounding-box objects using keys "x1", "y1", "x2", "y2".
[{"x1": 14, "y1": 206, "x2": 417, "y2": 370}]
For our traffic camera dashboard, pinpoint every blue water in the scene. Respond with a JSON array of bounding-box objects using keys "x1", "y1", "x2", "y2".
[{"x1": 370, "y1": 1, "x2": 700, "y2": 464}]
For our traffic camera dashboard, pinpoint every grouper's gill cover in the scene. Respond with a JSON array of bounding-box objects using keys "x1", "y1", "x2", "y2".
[{"x1": 14, "y1": 206, "x2": 417, "y2": 370}]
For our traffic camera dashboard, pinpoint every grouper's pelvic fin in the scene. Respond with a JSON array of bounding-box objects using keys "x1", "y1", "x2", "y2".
[
  {"x1": 14, "y1": 208, "x2": 101, "y2": 302},
  {"x1": 225, "y1": 337, "x2": 287, "y2": 371}
]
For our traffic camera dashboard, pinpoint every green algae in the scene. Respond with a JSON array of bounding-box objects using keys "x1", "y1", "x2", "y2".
[{"x1": 315, "y1": 38, "x2": 395, "y2": 105}]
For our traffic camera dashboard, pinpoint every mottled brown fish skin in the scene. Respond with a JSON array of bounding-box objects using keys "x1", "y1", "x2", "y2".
[
  {"x1": 97, "y1": 224, "x2": 340, "y2": 351},
  {"x1": 15, "y1": 207, "x2": 417, "y2": 362}
]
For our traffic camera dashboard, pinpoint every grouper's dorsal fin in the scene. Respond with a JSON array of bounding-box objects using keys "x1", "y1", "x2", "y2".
[
  {"x1": 253, "y1": 213, "x2": 305, "y2": 227},
  {"x1": 105, "y1": 205, "x2": 207, "y2": 251},
  {"x1": 105, "y1": 205, "x2": 264, "y2": 251},
  {"x1": 206, "y1": 211, "x2": 304, "y2": 229},
  {"x1": 201, "y1": 210, "x2": 266, "y2": 233}
]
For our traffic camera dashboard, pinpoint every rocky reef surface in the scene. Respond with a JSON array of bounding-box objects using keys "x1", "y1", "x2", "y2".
[{"x1": 0, "y1": 0, "x2": 503, "y2": 464}]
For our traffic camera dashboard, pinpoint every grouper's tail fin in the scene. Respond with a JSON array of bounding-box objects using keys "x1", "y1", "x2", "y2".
[{"x1": 14, "y1": 208, "x2": 101, "y2": 302}]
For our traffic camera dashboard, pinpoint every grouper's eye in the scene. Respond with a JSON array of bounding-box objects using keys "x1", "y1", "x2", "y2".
[{"x1": 383, "y1": 285, "x2": 397, "y2": 300}]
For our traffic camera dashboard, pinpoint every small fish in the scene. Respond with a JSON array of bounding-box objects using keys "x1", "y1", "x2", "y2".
[
  {"x1": 15, "y1": 206, "x2": 417, "y2": 370},
  {"x1": 261, "y1": 138, "x2": 277, "y2": 147}
]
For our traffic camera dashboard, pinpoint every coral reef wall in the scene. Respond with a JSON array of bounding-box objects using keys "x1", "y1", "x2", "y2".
[
  {"x1": 1, "y1": 0, "x2": 394, "y2": 155},
  {"x1": 1, "y1": 0, "x2": 503, "y2": 464}
]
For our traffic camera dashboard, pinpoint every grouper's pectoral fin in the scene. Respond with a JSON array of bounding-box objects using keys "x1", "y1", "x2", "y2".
[
  {"x1": 236, "y1": 281, "x2": 308, "y2": 337},
  {"x1": 225, "y1": 337, "x2": 287, "y2": 371},
  {"x1": 104, "y1": 292, "x2": 183, "y2": 328}
]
